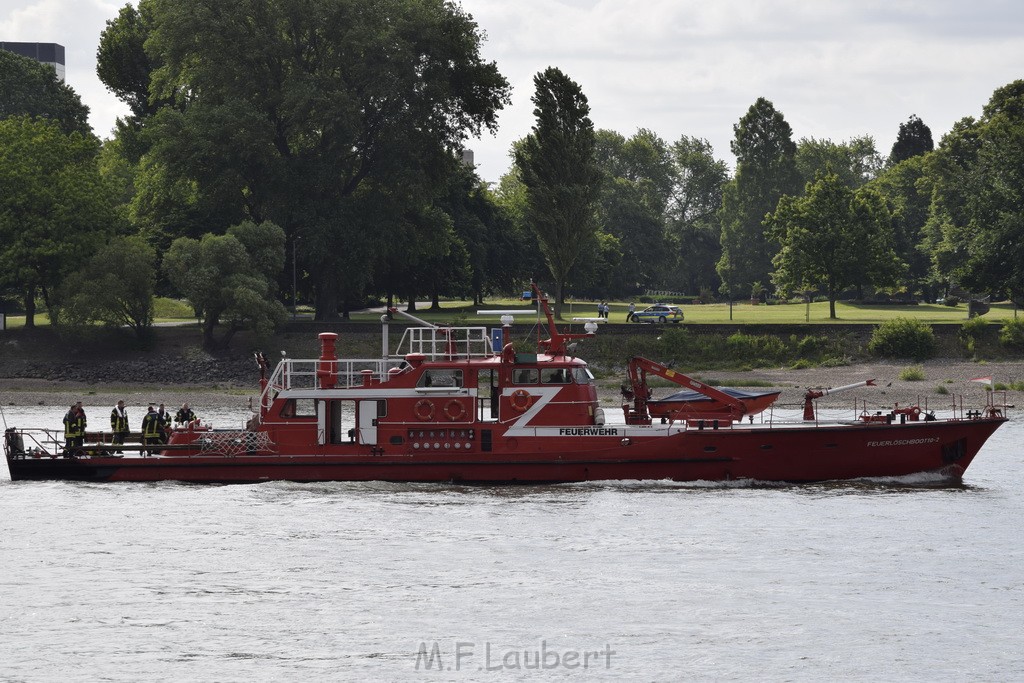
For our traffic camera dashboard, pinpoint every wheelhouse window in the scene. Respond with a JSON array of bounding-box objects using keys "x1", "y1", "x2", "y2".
[
  {"x1": 512, "y1": 368, "x2": 539, "y2": 384},
  {"x1": 572, "y1": 367, "x2": 594, "y2": 384},
  {"x1": 541, "y1": 368, "x2": 572, "y2": 384},
  {"x1": 417, "y1": 369, "x2": 463, "y2": 388},
  {"x1": 280, "y1": 398, "x2": 316, "y2": 418}
]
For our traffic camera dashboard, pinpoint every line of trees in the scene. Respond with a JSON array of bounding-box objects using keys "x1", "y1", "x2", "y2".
[{"x1": 3, "y1": 0, "x2": 1024, "y2": 346}]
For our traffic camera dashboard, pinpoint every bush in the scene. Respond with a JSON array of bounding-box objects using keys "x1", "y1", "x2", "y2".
[
  {"x1": 999, "y1": 318, "x2": 1024, "y2": 350},
  {"x1": 898, "y1": 365, "x2": 926, "y2": 381},
  {"x1": 935, "y1": 385, "x2": 949, "y2": 395},
  {"x1": 942, "y1": 296, "x2": 961, "y2": 306},
  {"x1": 959, "y1": 316, "x2": 988, "y2": 356},
  {"x1": 868, "y1": 318, "x2": 936, "y2": 360}
]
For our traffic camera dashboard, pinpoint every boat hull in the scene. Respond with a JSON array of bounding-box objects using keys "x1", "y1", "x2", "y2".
[{"x1": 6, "y1": 418, "x2": 1004, "y2": 485}]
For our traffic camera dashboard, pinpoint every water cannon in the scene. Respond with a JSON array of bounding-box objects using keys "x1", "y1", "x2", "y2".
[{"x1": 803, "y1": 379, "x2": 877, "y2": 421}]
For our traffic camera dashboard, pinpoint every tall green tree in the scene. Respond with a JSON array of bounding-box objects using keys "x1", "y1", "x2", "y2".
[
  {"x1": 717, "y1": 97, "x2": 801, "y2": 300},
  {"x1": 55, "y1": 235, "x2": 157, "y2": 339},
  {"x1": 514, "y1": 67, "x2": 602, "y2": 317},
  {"x1": 0, "y1": 50, "x2": 91, "y2": 135},
  {"x1": 144, "y1": 0, "x2": 510, "y2": 320},
  {"x1": 163, "y1": 220, "x2": 288, "y2": 349},
  {"x1": 96, "y1": 2, "x2": 167, "y2": 120},
  {"x1": 869, "y1": 155, "x2": 936, "y2": 298},
  {"x1": 927, "y1": 81, "x2": 1024, "y2": 305},
  {"x1": 889, "y1": 114, "x2": 934, "y2": 166},
  {"x1": 592, "y1": 129, "x2": 672, "y2": 296},
  {"x1": 664, "y1": 136, "x2": 728, "y2": 294},
  {"x1": 768, "y1": 173, "x2": 902, "y2": 318},
  {"x1": 0, "y1": 117, "x2": 114, "y2": 326}
]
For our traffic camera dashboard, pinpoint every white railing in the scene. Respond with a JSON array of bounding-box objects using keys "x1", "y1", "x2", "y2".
[{"x1": 394, "y1": 326, "x2": 495, "y2": 360}]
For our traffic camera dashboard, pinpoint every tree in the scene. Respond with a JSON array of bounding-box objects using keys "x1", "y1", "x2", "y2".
[
  {"x1": 717, "y1": 97, "x2": 801, "y2": 299},
  {"x1": 592, "y1": 129, "x2": 672, "y2": 297},
  {"x1": 514, "y1": 67, "x2": 602, "y2": 317},
  {"x1": 163, "y1": 220, "x2": 288, "y2": 349},
  {"x1": 143, "y1": 0, "x2": 510, "y2": 320},
  {"x1": 889, "y1": 114, "x2": 934, "y2": 166},
  {"x1": 927, "y1": 81, "x2": 1024, "y2": 306},
  {"x1": 491, "y1": 169, "x2": 545, "y2": 293},
  {"x1": 796, "y1": 136, "x2": 883, "y2": 188},
  {"x1": 0, "y1": 117, "x2": 114, "y2": 326},
  {"x1": 664, "y1": 136, "x2": 729, "y2": 294},
  {"x1": 55, "y1": 236, "x2": 157, "y2": 339},
  {"x1": 0, "y1": 50, "x2": 91, "y2": 136},
  {"x1": 768, "y1": 173, "x2": 902, "y2": 318},
  {"x1": 869, "y1": 155, "x2": 936, "y2": 298},
  {"x1": 96, "y1": 2, "x2": 167, "y2": 120}
]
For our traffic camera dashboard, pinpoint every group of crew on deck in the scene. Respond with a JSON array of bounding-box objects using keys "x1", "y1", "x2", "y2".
[{"x1": 62, "y1": 401, "x2": 197, "y2": 456}]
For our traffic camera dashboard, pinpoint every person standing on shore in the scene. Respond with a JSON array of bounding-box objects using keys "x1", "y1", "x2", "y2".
[
  {"x1": 110, "y1": 400, "x2": 129, "y2": 454},
  {"x1": 141, "y1": 404, "x2": 161, "y2": 456}
]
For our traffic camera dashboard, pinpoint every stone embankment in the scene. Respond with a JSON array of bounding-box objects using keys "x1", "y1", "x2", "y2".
[{"x1": 0, "y1": 356, "x2": 255, "y2": 387}]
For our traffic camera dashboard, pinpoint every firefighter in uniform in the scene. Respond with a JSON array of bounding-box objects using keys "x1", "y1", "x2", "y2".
[
  {"x1": 110, "y1": 400, "x2": 129, "y2": 454},
  {"x1": 63, "y1": 403, "x2": 86, "y2": 456},
  {"x1": 175, "y1": 403, "x2": 197, "y2": 427},
  {"x1": 141, "y1": 404, "x2": 161, "y2": 456},
  {"x1": 157, "y1": 403, "x2": 170, "y2": 444}
]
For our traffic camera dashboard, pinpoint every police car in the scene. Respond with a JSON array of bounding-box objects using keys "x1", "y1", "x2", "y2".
[{"x1": 629, "y1": 304, "x2": 684, "y2": 323}]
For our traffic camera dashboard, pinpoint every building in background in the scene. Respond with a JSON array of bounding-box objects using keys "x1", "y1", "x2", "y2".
[{"x1": 0, "y1": 42, "x2": 65, "y2": 81}]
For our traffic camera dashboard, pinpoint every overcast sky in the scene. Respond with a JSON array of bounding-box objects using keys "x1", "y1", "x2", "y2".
[{"x1": 4, "y1": 0, "x2": 1024, "y2": 183}]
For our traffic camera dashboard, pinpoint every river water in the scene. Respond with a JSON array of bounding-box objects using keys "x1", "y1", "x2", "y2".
[{"x1": 1, "y1": 404, "x2": 1023, "y2": 681}]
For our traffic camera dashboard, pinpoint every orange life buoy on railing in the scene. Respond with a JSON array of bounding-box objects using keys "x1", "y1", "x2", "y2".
[
  {"x1": 444, "y1": 399, "x2": 467, "y2": 421},
  {"x1": 414, "y1": 399, "x2": 435, "y2": 421},
  {"x1": 510, "y1": 389, "x2": 533, "y2": 412}
]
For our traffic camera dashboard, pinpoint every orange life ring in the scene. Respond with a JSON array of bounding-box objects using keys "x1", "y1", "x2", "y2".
[
  {"x1": 414, "y1": 399, "x2": 435, "y2": 421},
  {"x1": 444, "y1": 399, "x2": 467, "y2": 421},
  {"x1": 510, "y1": 389, "x2": 533, "y2": 412}
]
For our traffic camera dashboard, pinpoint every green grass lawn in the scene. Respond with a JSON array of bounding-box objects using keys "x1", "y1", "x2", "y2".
[
  {"x1": 3, "y1": 298, "x2": 1019, "y2": 329},
  {"x1": 374, "y1": 299, "x2": 1021, "y2": 326}
]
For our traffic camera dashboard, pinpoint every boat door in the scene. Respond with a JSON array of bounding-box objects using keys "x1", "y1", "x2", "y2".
[
  {"x1": 317, "y1": 400, "x2": 327, "y2": 445},
  {"x1": 358, "y1": 400, "x2": 381, "y2": 445}
]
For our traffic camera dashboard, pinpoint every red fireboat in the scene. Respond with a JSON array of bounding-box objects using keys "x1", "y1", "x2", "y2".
[{"x1": 3, "y1": 285, "x2": 1008, "y2": 484}]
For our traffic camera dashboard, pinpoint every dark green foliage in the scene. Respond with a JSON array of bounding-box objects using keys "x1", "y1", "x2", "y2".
[
  {"x1": 162, "y1": 220, "x2": 289, "y2": 349},
  {"x1": 143, "y1": 0, "x2": 510, "y2": 320},
  {"x1": 795, "y1": 136, "x2": 883, "y2": 188},
  {"x1": 639, "y1": 328, "x2": 851, "y2": 370},
  {"x1": 664, "y1": 136, "x2": 728, "y2": 294},
  {"x1": 0, "y1": 50, "x2": 91, "y2": 136},
  {"x1": 928, "y1": 80, "x2": 1024, "y2": 308},
  {"x1": 768, "y1": 172, "x2": 902, "y2": 318},
  {"x1": 999, "y1": 318, "x2": 1024, "y2": 350},
  {"x1": 718, "y1": 97, "x2": 802, "y2": 297},
  {"x1": 96, "y1": 3, "x2": 168, "y2": 119},
  {"x1": 0, "y1": 117, "x2": 115, "y2": 326},
  {"x1": 55, "y1": 236, "x2": 157, "y2": 340},
  {"x1": 514, "y1": 67, "x2": 601, "y2": 316},
  {"x1": 867, "y1": 318, "x2": 937, "y2": 360},
  {"x1": 889, "y1": 114, "x2": 934, "y2": 165}
]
